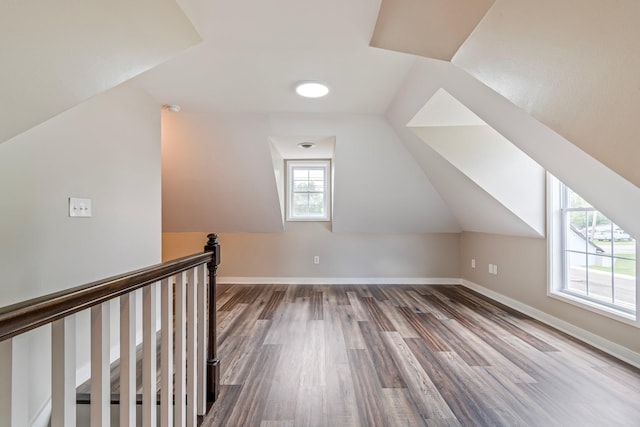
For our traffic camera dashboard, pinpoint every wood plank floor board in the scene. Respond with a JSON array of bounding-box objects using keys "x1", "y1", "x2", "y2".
[
  {"x1": 357, "y1": 320, "x2": 406, "y2": 389},
  {"x1": 358, "y1": 297, "x2": 396, "y2": 332},
  {"x1": 404, "y1": 337, "x2": 499, "y2": 426},
  {"x1": 258, "y1": 290, "x2": 286, "y2": 320},
  {"x1": 397, "y1": 306, "x2": 450, "y2": 352},
  {"x1": 310, "y1": 291, "x2": 324, "y2": 321},
  {"x1": 323, "y1": 362, "x2": 360, "y2": 426},
  {"x1": 85, "y1": 284, "x2": 640, "y2": 426},
  {"x1": 337, "y1": 305, "x2": 367, "y2": 350},
  {"x1": 347, "y1": 348, "x2": 391, "y2": 426},
  {"x1": 381, "y1": 388, "x2": 426, "y2": 427},
  {"x1": 381, "y1": 331, "x2": 459, "y2": 422},
  {"x1": 380, "y1": 299, "x2": 421, "y2": 339},
  {"x1": 443, "y1": 318, "x2": 537, "y2": 385},
  {"x1": 221, "y1": 320, "x2": 271, "y2": 386},
  {"x1": 346, "y1": 291, "x2": 370, "y2": 322},
  {"x1": 224, "y1": 344, "x2": 282, "y2": 426},
  {"x1": 417, "y1": 312, "x2": 489, "y2": 367}
]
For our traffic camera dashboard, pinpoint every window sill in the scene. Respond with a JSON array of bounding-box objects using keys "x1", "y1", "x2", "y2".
[{"x1": 548, "y1": 290, "x2": 638, "y2": 327}]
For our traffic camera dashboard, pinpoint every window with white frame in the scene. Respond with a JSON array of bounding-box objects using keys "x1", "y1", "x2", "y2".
[
  {"x1": 548, "y1": 174, "x2": 637, "y2": 320},
  {"x1": 286, "y1": 160, "x2": 331, "y2": 221}
]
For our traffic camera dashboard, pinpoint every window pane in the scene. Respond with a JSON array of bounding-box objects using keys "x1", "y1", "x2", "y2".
[
  {"x1": 567, "y1": 187, "x2": 592, "y2": 208},
  {"x1": 613, "y1": 231, "x2": 636, "y2": 309},
  {"x1": 293, "y1": 193, "x2": 310, "y2": 215},
  {"x1": 566, "y1": 251, "x2": 587, "y2": 296},
  {"x1": 587, "y1": 254, "x2": 613, "y2": 303},
  {"x1": 293, "y1": 169, "x2": 309, "y2": 180},
  {"x1": 308, "y1": 193, "x2": 324, "y2": 214},
  {"x1": 287, "y1": 160, "x2": 330, "y2": 221},
  {"x1": 560, "y1": 180, "x2": 637, "y2": 313}
]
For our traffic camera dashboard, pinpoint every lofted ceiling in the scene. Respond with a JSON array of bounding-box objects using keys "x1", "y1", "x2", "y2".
[
  {"x1": 5, "y1": 0, "x2": 640, "y2": 237},
  {"x1": 0, "y1": 0, "x2": 200, "y2": 144},
  {"x1": 133, "y1": 0, "x2": 416, "y2": 114}
]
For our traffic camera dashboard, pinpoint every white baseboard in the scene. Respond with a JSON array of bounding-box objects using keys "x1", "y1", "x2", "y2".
[
  {"x1": 461, "y1": 279, "x2": 640, "y2": 370},
  {"x1": 217, "y1": 276, "x2": 462, "y2": 285}
]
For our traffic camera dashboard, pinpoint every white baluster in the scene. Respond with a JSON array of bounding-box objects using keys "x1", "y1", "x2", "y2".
[
  {"x1": 52, "y1": 316, "x2": 76, "y2": 427},
  {"x1": 143, "y1": 283, "x2": 158, "y2": 427},
  {"x1": 196, "y1": 264, "x2": 207, "y2": 415},
  {"x1": 186, "y1": 268, "x2": 197, "y2": 427},
  {"x1": 0, "y1": 336, "x2": 28, "y2": 427},
  {"x1": 175, "y1": 271, "x2": 187, "y2": 427},
  {"x1": 91, "y1": 303, "x2": 110, "y2": 426},
  {"x1": 120, "y1": 292, "x2": 137, "y2": 427},
  {"x1": 160, "y1": 278, "x2": 173, "y2": 427}
]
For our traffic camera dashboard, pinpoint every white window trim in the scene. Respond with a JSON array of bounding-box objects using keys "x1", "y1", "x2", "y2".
[
  {"x1": 547, "y1": 173, "x2": 639, "y2": 327},
  {"x1": 286, "y1": 159, "x2": 331, "y2": 222}
]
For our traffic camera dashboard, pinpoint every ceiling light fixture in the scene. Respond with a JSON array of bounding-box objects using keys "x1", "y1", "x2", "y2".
[
  {"x1": 162, "y1": 104, "x2": 181, "y2": 113},
  {"x1": 295, "y1": 82, "x2": 329, "y2": 98},
  {"x1": 298, "y1": 142, "x2": 316, "y2": 149}
]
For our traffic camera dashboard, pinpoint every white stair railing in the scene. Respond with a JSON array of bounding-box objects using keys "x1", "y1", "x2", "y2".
[{"x1": 0, "y1": 233, "x2": 221, "y2": 427}]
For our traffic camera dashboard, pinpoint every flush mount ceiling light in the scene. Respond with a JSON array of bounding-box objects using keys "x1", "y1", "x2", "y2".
[
  {"x1": 298, "y1": 142, "x2": 316, "y2": 149},
  {"x1": 295, "y1": 82, "x2": 329, "y2": 98},
  {"x1": 162, "y1": 104, "x2": 181, "y2": 113}
]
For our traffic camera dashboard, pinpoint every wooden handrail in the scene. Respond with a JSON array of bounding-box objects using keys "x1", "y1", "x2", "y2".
[{"x1": 0, "y1": 250, "x2": 214, "y2": 343}]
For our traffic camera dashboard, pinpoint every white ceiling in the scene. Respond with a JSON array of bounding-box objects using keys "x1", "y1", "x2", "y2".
[
  {"x1": 5, "y1": 0, "x2": 637, "y2": 238},
  {"x1": 133, "y1": 0, "x2": 416, "y2": 114}
]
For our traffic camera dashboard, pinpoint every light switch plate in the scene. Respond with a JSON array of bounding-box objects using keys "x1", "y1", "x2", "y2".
[{"x1": 69, "y1": 197, "x2": 92, "y2": 217}]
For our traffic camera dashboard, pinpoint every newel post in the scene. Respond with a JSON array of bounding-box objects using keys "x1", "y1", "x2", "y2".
[{"x1": 204, "y1": 233, "x2": 221, "y2": 404}]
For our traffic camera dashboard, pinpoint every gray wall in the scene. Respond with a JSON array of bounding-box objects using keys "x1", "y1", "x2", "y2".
[
  {"x1": 0, "y1": 84, "x2": 162, "y2": 424},
  {"x1": 163, "y1": 227, "x2": 460, "y2": 280},
  {"x1": 459, "y1": 231, "x2": 640, "y2": 355}
]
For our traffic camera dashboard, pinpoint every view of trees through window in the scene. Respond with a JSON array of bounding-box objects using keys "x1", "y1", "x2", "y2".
[
  {"x1": 286, "y1": 159, "x2": 330, "y2": 221},
  {"x1": 292, "y1": 167, "x2": 326, "y2": 216},
  {"x1": 562, "y1": 185, "x2": 636, "y2": 313}
]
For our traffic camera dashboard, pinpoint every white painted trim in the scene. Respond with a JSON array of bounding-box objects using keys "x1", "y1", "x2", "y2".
[
  {"x1": 217, "y1": 276, "x2": 463, "y2": 285},
  {"x1": 461, "y1": 279, "x2": 640, "y2": 370},
  {"x1": 30, "y1": 399, "x2": 51, "y2": 427}
]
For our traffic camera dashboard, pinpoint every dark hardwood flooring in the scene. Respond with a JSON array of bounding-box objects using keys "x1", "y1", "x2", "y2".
[{"x1": 201, "y1": 284, "x2": 640, "y2": 427}]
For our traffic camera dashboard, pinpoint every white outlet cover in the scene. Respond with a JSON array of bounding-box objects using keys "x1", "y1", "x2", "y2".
[
  {"x1": 471, "y1": 259, "x2": 476, "y2": 268},
  {"x1": 69, "y1": 197, "x2": 92, "y2": 217}
]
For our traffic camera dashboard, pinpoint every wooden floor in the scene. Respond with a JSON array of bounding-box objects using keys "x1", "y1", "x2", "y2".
[{"x1": 201, "y1": 284, "x2": 640, "y2": 427}]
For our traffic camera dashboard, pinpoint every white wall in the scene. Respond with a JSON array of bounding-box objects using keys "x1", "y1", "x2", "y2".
[{"x1": 0, "y1": 84, "x2": 162, "y2": 424}]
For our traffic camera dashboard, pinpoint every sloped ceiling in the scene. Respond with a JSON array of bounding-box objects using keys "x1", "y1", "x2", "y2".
[
  {"x1": 0, "y1": 0, "x2": 200, "y2": 144},
  {"x1": 408, "y1": 90, "x2": 545, "y2": 237},
  {"x1": 133, "y1": 0, "x2": 416, "y2": 114},
  {"x1": 371, "y1": 0, "x2": 495, "y2": 60},
  {"x1": 9, "y1": 0, "x2": 638, "y2": 238},
  {"x1": 387, "y1": 58, "x2": 640, "y2": 240},
  {"x1": 452, "y1": 0, "x2": 640, "y2": 189},
  {"x1": 162, "y1": 111, "x2": 461, "y2": 233}
]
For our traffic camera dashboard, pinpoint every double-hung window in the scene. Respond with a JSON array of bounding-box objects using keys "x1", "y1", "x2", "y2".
[
  {"x1": 286, "y1": 160, "x2": 331, "y2": 221},
  {"x1": 548, "y1": 174, "x2": 637, "y2": 320}
]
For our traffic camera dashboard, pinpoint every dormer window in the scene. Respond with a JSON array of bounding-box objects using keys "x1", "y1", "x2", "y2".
[{"x1": 286, "y1": 160, "x2": 331, "y2": 221}]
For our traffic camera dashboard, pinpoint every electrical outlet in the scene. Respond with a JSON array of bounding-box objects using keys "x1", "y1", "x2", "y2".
[
  {"x1": 69, "y1": 197, "x2": 92, "y2": 217},
  {"x1": 488, "y1": 264, "x2": 493, "y2": 274},
  {"x1": 471, "y1": 259, "x2": 476, "y2": 268},
  {"x1": 313, "y1": 255, "x2": 320, "y2": 264}
]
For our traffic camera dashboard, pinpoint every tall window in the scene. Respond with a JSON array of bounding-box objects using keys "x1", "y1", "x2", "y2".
[
  {"x1": 286, "y1": 160, "x2": 331, "y2": 221},
  {"x1": 549, "y1": 174, "x2": 637, "y2": 319}
]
